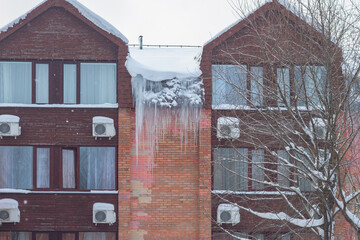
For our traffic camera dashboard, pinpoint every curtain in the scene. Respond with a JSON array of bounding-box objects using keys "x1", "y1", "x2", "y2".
[
  {"x1": 250, "y1": 66, "x2": 263, "y2": 106},
  {"x1": 64, "y1": 64, "x2": 77, "y2": 104},
  {"x1": 277, "y1": 68, "x2": 290, "y2": 106},
  {"x1": 36, "y1": 148, "x2": 50, "y2": 188},
  {"x1": 35, "y1": 233, "x2": 48, "y2": 240},
  {"x1": 213, "y1": 148, "x2": 248, "y2": 191},
  {"x1": 0, "y1": 146, "x2": 32, "y2": 189},
  {"x1": 277, "y1": 150, "x2": 290, "y2": 187},
  {"x1": 0, "y1": 232, "x2": 32, "y2": 240},
  {"x1": 80, "y1": 63, "x2": 116, "y2": 104},
  {"x1": 80, "y1": 147, "x2": 115, "y2": 190},
  {"x1": 212, "y1": 65, "x2": 247, "y2": 106},
  {"x1": 79, "y1": 232, "x2": 115, "y2": 240},
  {"x1": 62, "y1": 149, "x2": 75, "y2": 189},
  {"x1": 35, "y1": 64, "x2": 49, "y2": 104},
  {"x1": 0, "y1": 62, "x2": 32, "y2": 103},
  {"x1": 252, "y1": 149, "x2": 264, "y2": 190},
  {"x1": 62, "y1": 233, "x2": 75, "y2": 240}
]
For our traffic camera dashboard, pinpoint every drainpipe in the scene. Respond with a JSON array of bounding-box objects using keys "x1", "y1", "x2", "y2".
[{"x1": 139, "y1": 36, "x2": 143, "y2": 50}]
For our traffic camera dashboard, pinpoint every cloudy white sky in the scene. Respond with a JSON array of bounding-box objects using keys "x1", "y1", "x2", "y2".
[{"x1": 0, "y1": 0, "x2": 246, "y2": 46}]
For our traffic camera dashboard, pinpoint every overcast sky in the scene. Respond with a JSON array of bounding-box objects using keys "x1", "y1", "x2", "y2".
[{"x1": 0, "y1": 0, "x2": 245, "y2": 46}]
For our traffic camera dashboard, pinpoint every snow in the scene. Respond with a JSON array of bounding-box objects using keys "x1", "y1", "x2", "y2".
[
  {"x1": 93, "y1": 116, "x2": 114, "y2": 124},
  {"x1": 0, "y1": 188, "x2": 30, "y2": 194},
  {"x1": 65, "y1": 0, "x2": 128, "y2": 43},
  {"x1": 0, "y1": 0, "x2": 128, "y2": 44},
  {"x1": 0, "y1": 103, "x2": 118, "y2": 108},
  {"x1": 217, "y1": 117, "x2": 239, "y2": 125},
  {"x1": 0, "y1": 198, "x2": 19, "y2": 209},
  {"x1": 93, "y1": 202, "x2": 114, "y2": 211},
  {"x1": 0, "y1": 1, "x2": 46, "y2": 34},
  {"x1": 128, "y1": 47, "x2": 204, "y2": 159},
  {"x1": 126, "y1": 47, "x2": 202, "y2": 81},
  {"x1": 0, "y1": 114, "x2": 20, "y2": 122},
  {"x1": 212, "y1": 190, "x2": 296, "y2": 195}
]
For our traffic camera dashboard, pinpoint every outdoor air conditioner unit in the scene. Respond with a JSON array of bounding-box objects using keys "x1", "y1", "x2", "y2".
[
  {"x1": 310, "y1": 118, "x2": 326, "y2": 139},
  {"x1": 0, "y1": 199, "x2": 20, "y2": 225},
  {"x1": 217, "y1": 117, "x2": 240, "y2": 139},
  {"x1": 0, "y1": 114, "x2": 21, "y2": 139},
  {"x1": 93, "y1": 203, "x2": 116, "y2": 225},
  {"x1": 92, "y1": 116, "x2": 116, "y2": 140},
  {"x1": 217, "y1": 203, "x2": 240, "y2": 225}
]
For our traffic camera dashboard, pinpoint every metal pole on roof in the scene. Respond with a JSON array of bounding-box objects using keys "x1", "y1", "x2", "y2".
[{"x1": 139, "y1": 35, "x2": 143, "y2": 49}]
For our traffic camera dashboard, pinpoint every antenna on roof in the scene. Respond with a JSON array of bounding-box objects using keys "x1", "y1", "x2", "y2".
[{"x1": 139, "y1": 36, "x2": 143, "y2": 50}]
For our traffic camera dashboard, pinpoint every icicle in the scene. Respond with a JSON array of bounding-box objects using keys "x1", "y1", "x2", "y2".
[{"x1": 131, "y1": 75, "x2": 204, "y2": 163}]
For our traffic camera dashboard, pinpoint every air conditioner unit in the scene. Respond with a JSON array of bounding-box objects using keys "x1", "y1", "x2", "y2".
[
  {"x1": 92, "y1": 116, "x2": 116, "y2": 140},
  {"x1": 0, "y1": 114, "x2": 21, "y2": 139},
  {"x1": 93, "y1": 203, "x2": 116, "y2": 225},
  {"x1": 217, "y1": 203, "x2": 240, "y2": 226},
  {"x1": 310, "y1": 118, "x2": 326, "y2": 139},
  {"x1": 217, "y1": 117, "x2": 240, "y2": 139},
  {"x1": 0, "y1": 199, "x2": 20, "y2": 225}
]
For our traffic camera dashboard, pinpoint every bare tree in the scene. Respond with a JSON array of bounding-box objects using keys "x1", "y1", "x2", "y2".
[{"x1": 211, "y1": 0, "x2": 360, "y2": 239}]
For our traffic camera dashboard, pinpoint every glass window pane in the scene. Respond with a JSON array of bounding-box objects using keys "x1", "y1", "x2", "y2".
[
  {"x1": 295, "y1": 149, "x2": 313, "y2": 191},
  {"x1": 252, "y1": 149, "x2": 264, "y2": 190},
  {"x1": 64, "y1": 64, "x2": 77, "y2": 104},
  {"x1": 277, "y1": 68, "x2": 290, "y2": 106},
  {"x1": 79, "y1": 232, "x2": 116, "y2": 240},
  {"x1": 0, "y1": 62, "x2": 32, "y2": 103},
  {"x1": 212, "y1": 65, "x2": 247, "y2": 106},
  {"x1": 62, "y1": 233, "x2": 75, "y2": 240},
  {"x1": 277, "y1": 150, "x2": 290, "y2": 188},
  {"x1": 12, "y1": 232, "x2": 32, "y2": 240},
  {"x1": 35, "y1": 64, "x2": 49, "y2": 103},
  {"x1": 250, "y1": 66, "x2": 263, "y2": 106},
  {"x1": 0, "y1": 146, "x2": 33, "y2": 189},
  {"x1": 80, "y1": 147, "x2": 115, "y2": 190},
  {"x1": 36, "y1": 148, "x2": 50, "y2": 188},
  {"x1": 80, "y1": 63, "x2": 116, "y2": 104},
  {"x1": 62, "y1": 149, "x2": 76, "y2": 189},
  {"x1": 35, "y1": 233, "x2": 48, "y2": 240},
  {"x1": 213, "y1": 148, "x2": 248, "y2": 191}
]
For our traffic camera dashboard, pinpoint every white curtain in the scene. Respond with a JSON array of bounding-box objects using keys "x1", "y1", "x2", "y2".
[
  {"x1": 277, "y1": 150, "x2": 290, "y2": 187},
  {"x1": 62, "y1": 149, "x2": 75, "y2": 189},
  {"x1": 35, "y1": 64, "x2": 49, "y2": 104},
  {"x1": 0, "y1": 146, "x2": 32, "y2": 189},
  {"x1": 80, "y1": 63, "x2": 116, "y2": 104},
  {"x1": 36, "y1": 148, "x2": 50, "y2": 188},
  {"x1": 79, "y1": 232, "x2": 115, "y2": 240},
  {"x1": 0, "y1": 62, "x2": 32, "y2": 103},
  {"x1": 212, "y1": 65, "x2": 247, "y2": 106},
  {"x1": 64, "y1": 64, "x2": 77, "y2": 104},
  {"x1": 250, "y1": 66, "x2": 263, "y2": 106},
  {"x1": 277, "y1": 67, "x2": 290, "y2": 106},
  {"x1": 252, "y1": 149, "x2": 264, "y2": 190},
  {"x1": 213, "y1": 148, "x2": 248, "y2": 191},
  {"x1": 80, "y1": 147, "x2": 115, "y2": 190}
]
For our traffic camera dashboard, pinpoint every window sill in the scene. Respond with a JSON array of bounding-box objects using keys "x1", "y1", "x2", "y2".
[
  {"x1": 0, "y1": 103, "x2": 118, "y2": 108},
  {"x1": 0, "y1": 188, "x2": 118, "y2": 194},
  {"x1": 212, "y1": 190, "x2": 295, "y2": 195},
  {"x1": 212, "y1": 104, "x2": 315, "y2": 111}
]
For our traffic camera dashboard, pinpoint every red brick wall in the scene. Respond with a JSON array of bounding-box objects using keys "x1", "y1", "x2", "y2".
[{"x1": 118, "y1": 108, "x2": 212, "y2": 240}]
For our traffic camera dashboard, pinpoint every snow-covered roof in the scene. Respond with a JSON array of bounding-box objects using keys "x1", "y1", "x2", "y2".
[
  {"x1": 0, "y1": 0, "x2": 128, "y2": 44},
  {"x1": 126, "y1": 47, "x2": 202, "y2": 82}
]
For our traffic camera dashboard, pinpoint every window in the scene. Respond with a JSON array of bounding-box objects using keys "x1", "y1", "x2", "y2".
[
  {"x1": 0, "y1": 62, "x2": 32, "y2": 103},
  {"x1": 294, "y1": 65, "x2": 326, "y2": 106},
  {"x1": 252, "y1": 149, "x2": 265, "y2": 190},
  {"x1": 212, "y1": 65, "x2": 247, "y2": 105},
  {"x1": 295, "y1": 149, "x2": 314, "y2": 191},
  {"x1": 277, "y1": 150, "x2": 290, "y2": 188},
  {"x1": 0, "y1": 61, "x2": 116, "y2": 104},
  {"x1": 250, "y1": 66, "x2": 263, "y2": 106},
  {"x1": 277, "y1": 67, "x2": 290, "y2": 106},
  {"x1": 0, "y1": 232, "x2": 32, "y2": 240},
  {"x1": 213, "y1": 148, "x2": 248, "y2": 191},
  {"x1": 79, "y1": 232, "x2": 116, "y2": 240},
  {"x1": 0, "y1": 146, "x2": 116, "y2": 190},
  {"x1": 0, "y1": 232, "x2": 116, "y2": 240},
  {"x1": 0, "y1": 146, "x2": 33, "y2": 189}
]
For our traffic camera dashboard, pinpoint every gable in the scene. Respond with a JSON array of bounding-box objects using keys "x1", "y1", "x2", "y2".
[{"x1": 0, "y1": 7, "x2": 118, "y2": 60}]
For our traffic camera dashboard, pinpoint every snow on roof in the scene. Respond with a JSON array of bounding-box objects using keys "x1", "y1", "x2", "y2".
[
  {"x1": 93, "y1": 116, "x2": 114, "y2": 124},
  {"x1": 126, "y1": 47, "x2": 202, "y2": 82},
  {"x1": 0, "y1": 0, "x2": 128, "y2": 44},
  {"x1": 0, "y1": 114, "x2": 20, "y2": 122},
  {"x1": 0, "y1": 0, "x2": 46, "y2": 34},
  {"x1": 0, "y1": 198, "x2": 19, "y2": 209},
  {"x1": 65, "y1": 0, "x2": 128, "y2": 43},
  {"x1": 204, "y1": 0, "x2": 312, "y2": 46},
  {"x1": 93, "y1": 202, "x2": 114, "y2": 211}
]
